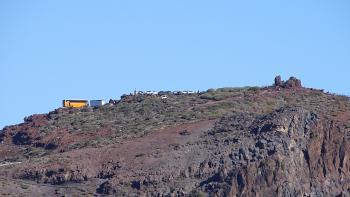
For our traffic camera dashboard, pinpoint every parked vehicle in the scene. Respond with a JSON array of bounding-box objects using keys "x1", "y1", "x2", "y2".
[
  {"x1": 158, "y1": 91, "x2": 172, "y2": 95},
  {"x1": 172, "y1": 91, "x2": 181, "y2": 95},
  {"x1": 145, "y1": 91, "x2": 158, "y2": 95}
]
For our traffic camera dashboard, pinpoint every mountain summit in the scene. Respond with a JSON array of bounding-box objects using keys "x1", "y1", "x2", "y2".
[{"x1": 1, "y1": 77, "x2": 350, "y2": 196}]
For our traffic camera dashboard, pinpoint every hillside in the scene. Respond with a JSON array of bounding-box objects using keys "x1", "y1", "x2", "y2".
[{"x1": 1, "y1": 76, "x2": 350, "y2": 196}]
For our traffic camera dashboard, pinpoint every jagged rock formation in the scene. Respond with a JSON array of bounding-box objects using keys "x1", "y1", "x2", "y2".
[
  {"x1": 274, "y1": 75, "x2": 302, "y2": 89},
  {"x1": 274, "y1": 75, "x2": 283, "y2": 87},
  {"x1": 0, "y1": 77, "x2": 349, "y2": 196},
  {"x1": 200, "y1": 107, "x2": 350, "y2": 196}
]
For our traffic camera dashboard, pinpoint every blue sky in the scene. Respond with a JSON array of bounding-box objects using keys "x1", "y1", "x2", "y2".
[{"x1": 1, "y1": 0, "x2": 349, "y2": 129}]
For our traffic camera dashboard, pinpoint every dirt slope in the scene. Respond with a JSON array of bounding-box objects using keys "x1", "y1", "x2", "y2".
[{"x1": 1, "y1": 76, "x2": 350, "y2": 196}]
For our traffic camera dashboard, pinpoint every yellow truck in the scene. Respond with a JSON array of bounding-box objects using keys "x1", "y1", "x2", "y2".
[{"x1": 62, "y1": 100, "x2": 89, "y2": 108}]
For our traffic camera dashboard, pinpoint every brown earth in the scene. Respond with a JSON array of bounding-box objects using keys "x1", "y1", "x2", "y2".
[{"x1": 1, "y1": 76, "x2": 350, "y2": 196}]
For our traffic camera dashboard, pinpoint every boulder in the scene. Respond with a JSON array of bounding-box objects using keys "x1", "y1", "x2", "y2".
[{"x1": 96, "y1": 181, "x2": 116, "y2": 194}]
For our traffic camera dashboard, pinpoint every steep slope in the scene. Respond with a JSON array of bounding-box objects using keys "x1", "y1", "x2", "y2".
[{"x1": 0, "y1": 77, "x2": 350, "y2": 196}]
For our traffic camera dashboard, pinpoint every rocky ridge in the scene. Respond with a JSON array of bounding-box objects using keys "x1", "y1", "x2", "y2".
[{"x1": 0, "y1": 76, "x2": 350, "y2": 196}]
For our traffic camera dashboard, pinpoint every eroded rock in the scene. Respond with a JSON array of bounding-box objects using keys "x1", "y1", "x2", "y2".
[{"x1": 274, "y1": 76, "x2": 302, "y2": 89}]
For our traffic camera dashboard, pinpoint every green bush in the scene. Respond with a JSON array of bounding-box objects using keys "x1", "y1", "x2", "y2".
[
  {"x1": 20, "y1": 184, "x2": 29, "y2": 190},
  {"x1": 247, "y1": 86, "x2": 260, "y2": 91},
  {"x1": 345, "y1": 122, "x2": 350, "y2": 129},
  {"x1": 310, "y1": 131, "x2": 318, "y2": 139},
  {"x1": 200, "y1": 91, "x2": 233, "y2": 101},
  {"x1": 216, "y1": 87, "x2": 241, "y2": 92},
  {"x1": 189, "y1": 190, "x2": 205, "y2": 197}
]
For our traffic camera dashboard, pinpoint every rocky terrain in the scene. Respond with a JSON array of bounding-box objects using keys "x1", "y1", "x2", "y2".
[{"x1": 1, "y1": 76, "x2": 350, "y2": 196}]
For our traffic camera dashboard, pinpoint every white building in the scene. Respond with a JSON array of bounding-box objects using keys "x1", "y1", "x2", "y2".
[{"x1": 90, "y1": 100, "x2": 106, "y2": 107}]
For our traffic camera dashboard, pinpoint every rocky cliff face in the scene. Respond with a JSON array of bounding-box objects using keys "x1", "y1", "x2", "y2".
[
  {"x1": 0, "y1": 77, "x2": 350, "y2": 196},
  {"x1": 198, "y1": 107, "x2": 350, "y2": 196}
]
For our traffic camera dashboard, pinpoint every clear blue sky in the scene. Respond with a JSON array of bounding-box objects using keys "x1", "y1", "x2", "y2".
[{"x1": 1, "y1": 0, "x2": 349, "y2": 129}]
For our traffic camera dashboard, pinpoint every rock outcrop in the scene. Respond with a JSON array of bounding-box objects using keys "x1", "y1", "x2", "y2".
[
  {"x1": 274, "y1": 75, "x2": 283, "y2": 87},
  {"x1": 199, "y1": 107, "x2": 350, "y2": 196},
  {"x1": 85, "y1": 106, "x2": 349, "y2": 196},
  {"x1": 96, "y1": 181, "x2": 116, "y2": 194},
  {"x1": 274, "y1": 75, "x2": 302, "y2": 89},
  {"x1": 16, "y1": 165, "x2": 89, "y2": 185}
]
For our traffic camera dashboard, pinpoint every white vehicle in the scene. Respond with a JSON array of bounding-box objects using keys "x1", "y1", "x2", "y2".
[
  {"x1": 181, "y1": 90, "x2": 196, "y2": 94},
  {"x1": 161, "y1": 95, "x2": 168, "y2": 99},
  {"x1": 90, "y1": 100, "x2": 106, "y2": 107},
  {"x1": 145, "y1": 91, "x2": 158, "y2": 95}
]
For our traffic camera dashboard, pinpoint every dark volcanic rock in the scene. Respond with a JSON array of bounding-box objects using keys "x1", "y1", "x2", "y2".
[
  {"x1": 274, "y1": 75, "x2": 302, "y2": 89},
  {"x1": 196, "y1": 107, "x2": 350, "y2": 196},
  {"x1": 12, "y1": 131, "x2": 32, "y2": 145},
  {"x1": 284, "y1": 76, "x2": 302, "y2": 88},
  {"x1": 274, "y1": 75, "x2": 283, "y2": 87},
  {"x1": 17, "y1": 166, "x2": 89, "y2": 185},
  {"x1": 96, "y1": 181, "x2": 116, "y2": 195},
  {"x1": 179, "y1": 129, "x2": 190, "y2": 135}
]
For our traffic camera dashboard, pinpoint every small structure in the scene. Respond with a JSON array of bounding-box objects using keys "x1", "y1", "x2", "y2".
[
  {"x1": 62, "y1": 100, "x2": 89, "y2": 108},
  {"x1": 145, "y1": 91, "x2": 158, "y2": 95},
  {"x1": 180, "y1": 90, "x2": 196, "y2": 94},
  {"x1": 90, "y1": 100, "x2": 106, "y2": 107}
]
